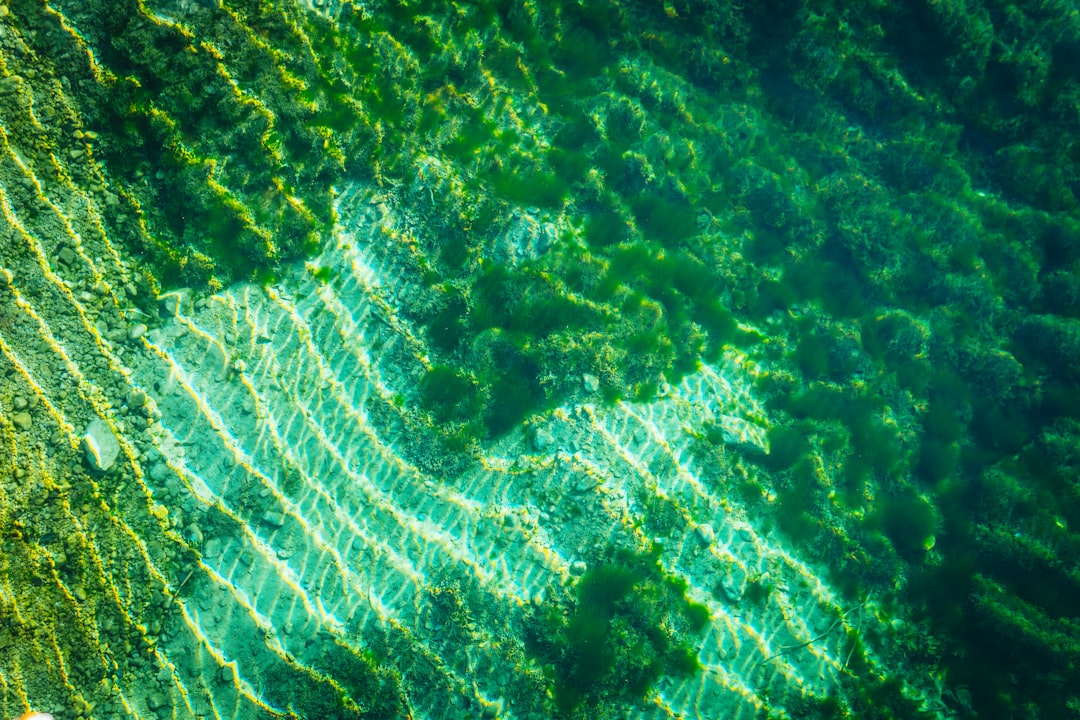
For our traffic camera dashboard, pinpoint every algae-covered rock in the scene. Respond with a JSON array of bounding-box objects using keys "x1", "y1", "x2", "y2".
[{"x1": 83, "y1": 418, "x2": 120, "y2": 471}]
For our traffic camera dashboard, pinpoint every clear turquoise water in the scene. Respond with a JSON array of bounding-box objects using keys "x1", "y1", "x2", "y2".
[{"x1": 1, "y1": 1, "x2": 1078, "y2": 719}]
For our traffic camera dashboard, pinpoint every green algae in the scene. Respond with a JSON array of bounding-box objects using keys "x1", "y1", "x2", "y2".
[
  {"x1": 525, "y1": 545, "x2": 704, "y2": 717},
  {"x1": 9, "y1": 0, "x2": 340, "y2": 289},
  {"x1": 8, "y1": 0, "x2": 1080, "y2": 716}
]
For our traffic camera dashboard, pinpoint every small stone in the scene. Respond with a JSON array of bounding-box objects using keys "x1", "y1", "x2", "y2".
[
  {"x1": 13, "y1": 396, "x2": 27, "y2": 410},
  {"x1": 220, "y1": 666, "x2": 233, "y2": 683},
  {"x1": 569, "y1": 560, "x2": 587, "y2": 576},
  {"x1": 582, "y1": 373, "x2": 600, "y2": 393},
  {"x1": 57, "y1": 246, "x2": 77, "y2": 265},
  {"x1": 127, "y1": 389, "x2": 147, "y2": 407},
  {"x1": 125, "y1": 282, "x2": 138, "y2": 297},
  {"x1": 83, "y1": 418, "x2": 121, "y2": 471},
  {"x1": 12, "y1": 412, "x2": 31, "y2": 431},
  {"x1": 186, "y1": 523, "x2": 204, "y2": 545},
  {"x1": 533, "y1": 426, "x2": 554, "y2": 451},
  {"x1": 695, "y1": 522, "x2": 715, "y2": 545},
  {"x1": 149, "y1": 461, "x2": 169, "y2": 482},
  {"x1": 147, "y1": 691, "x2": 167, "y2": 710},
  {"x1": 719, "y1": 571, "x2": 746, "y2": 604},
  {"x1": 262, "y1": 511, "x2": 285, "y2": 528},
  {"x1": 204, "y1": 538, "x2": 222, "y2": 558},
  {"x1": 128, "y1": 323, "x2": 147, "y2": 341}
]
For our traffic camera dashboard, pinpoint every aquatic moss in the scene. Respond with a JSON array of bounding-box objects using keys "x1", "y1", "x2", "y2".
[
  {"x1": 490, "y1": 166, "x2": 569, "y2": 207},
  {"x1": 915, "y1": 438, "x2": 959, "y2": 487},
  {"x1": 483, "y1": 350, "x2": 544, "y2": 436},
  {"x1": 584, "y1": 209, "x2": 630, "y2": 248},
  {"x1": 630, "y1": 193, "x2": 698, "y2": 247},
  {"x1": 5, "y1": 0, "x2": 354, "y2": 289},
  {"x1": 419, "y1": 366, "x2": 482, "y2": 426},
  {"x1": 742, "y1": 574, "x2": 774, "y2": 607},
  {"x1": 871, "y1": 493, "x2": 937, "y2": 562},
  {"x1": 15, "y1": 0, "x2": 1080, "y2": 715},
  {"x1": 526, "y1": 546, "x2": 705, "y2": 717},
  {"x1": 762, "y1": 423, "x2": 809, "y2": 471}
]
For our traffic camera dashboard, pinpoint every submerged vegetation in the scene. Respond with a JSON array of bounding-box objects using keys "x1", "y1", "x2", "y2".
[
  {"x1": 8, "y1": 0, "x2": 1080, "y2": 717},
  {"x1": 524, "y1": 545, "x2": 707, "y2": 718}
]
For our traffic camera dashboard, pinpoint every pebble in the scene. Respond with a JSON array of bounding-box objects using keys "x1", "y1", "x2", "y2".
[
  {"x1": 262, "y1": 511, "x2": 285, "y2": 528},
  {"x1": 13, "y1": 396, "x2": 27, "y2": 410},
  {"x1": 128, "y1": 323, "x2": 147, "y2": 341},
  {"x1": 186, "y1": 523, "x2": 204, "y2": 545},
  {"x1": 569, "y1": 560, "x2": 587, "y2": 576},
  {"x1": 695, "y1": 522, "x2": 715, "y2": 545},
  {"x1": 204, "y1": 538, "x2": 222, "y2": 558},
  {"x1": 83, "y1": 418, "x2": 120, "y2": 471},
  {"x1": 582, "y1": 373, "x2": 600, "y2": 393},
  {"x1": 147, "y1": 692, "x2": 167, "y2": 711},
  {"x1": 533, "y1": 426, "x2": 554, "y2": 451},
  {"x1": 55, "y1": 246, "x2": 78, "y2": 267},
  {"x1": 12, "y1": 412, "x2": 32, "y2": 430}
]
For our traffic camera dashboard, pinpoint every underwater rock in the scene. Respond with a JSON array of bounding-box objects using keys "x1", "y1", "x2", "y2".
[
  {"x1": 262, "y1": 511, "x2": 286, "y2": 528},
  {"x1": 83, "y1": 418, "x2": 120, "y2": 471},
  {"x1": 719, "y1": 569, "x2": 746, "y2": 604},
  {"x1": 533, "y1": 426, "x2": 555, "y2": 451},
  {"x1": 695, "y1": 522, "x2": 716, "y2": 545},
  {"x1": 128, "y1": 323, "x2": 148, "y2": 341}
]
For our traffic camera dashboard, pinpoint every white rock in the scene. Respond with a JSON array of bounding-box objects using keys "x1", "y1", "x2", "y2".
[
  {"x1": 695, "y1": 522, "x2": 715, "y2": 545},
  {"x1": 533, "y1": 426, "x2": 555, "y2": 451},
  {"x1": 720, "y1": 571, "x2": 746, "y2": 604},
  {"x1": 83, "y1": 418, "x2": 120, "y2": 471},
  {"x1": 262, "y1": 511, "x2": 286, "y2": 528}
]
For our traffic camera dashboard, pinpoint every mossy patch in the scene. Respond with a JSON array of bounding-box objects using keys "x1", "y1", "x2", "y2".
[
  {"x1": 419, "y1": 366, "x2": 482, "y2": 426},
  {"x1": 870, "y1": 493, "x2": 937, "y2": 562},
  {"x1": 525, "y1": 546, "x2": 705, "y2": 716}
]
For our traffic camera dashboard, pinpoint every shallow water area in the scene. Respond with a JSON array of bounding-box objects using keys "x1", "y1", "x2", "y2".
[{"x1": 2, "y1": 1, "x2": 1079, "y2": 719}]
